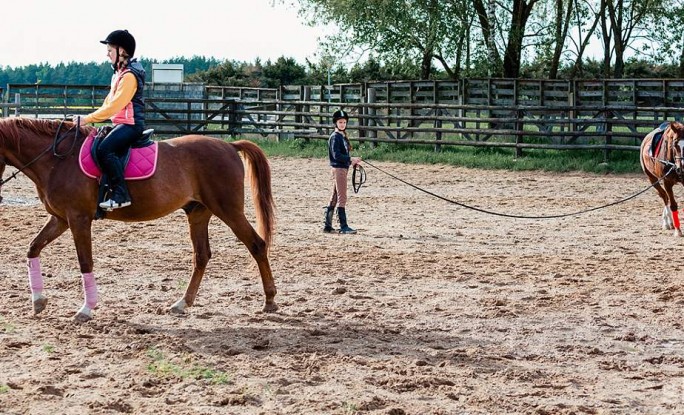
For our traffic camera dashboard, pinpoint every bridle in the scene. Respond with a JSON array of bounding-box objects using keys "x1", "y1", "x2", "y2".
[{"x1": 0, "y1": 120, "x2": 80, "y2": 187}]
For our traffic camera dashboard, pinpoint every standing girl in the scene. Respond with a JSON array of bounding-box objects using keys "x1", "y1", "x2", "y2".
[{"x1": 324, "y1": 109, "x2": 361, "y2": 234}]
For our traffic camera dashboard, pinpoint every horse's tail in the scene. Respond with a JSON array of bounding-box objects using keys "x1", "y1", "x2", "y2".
[{"x1": 231, "y1": 140, "x2": 276, "y2": 248}]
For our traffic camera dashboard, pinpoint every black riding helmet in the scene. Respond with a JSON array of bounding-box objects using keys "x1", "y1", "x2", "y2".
[
  {"x1": 332, "y1": 109, "x2": 349, "y2": 124},
  {"x1": 100, "y1": 30, "x2": 136, "y2": 57}
]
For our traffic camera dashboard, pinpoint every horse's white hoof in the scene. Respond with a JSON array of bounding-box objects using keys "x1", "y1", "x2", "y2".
[
  {"x1": 170, "y1": 298, "x2": 187, "y2": 314},
  {"x1": 32, "y1": 293, "x2": 48, "y2": 314},
  {"x1": 74, "y1": 305, "x2": 93, "y2": 322}
]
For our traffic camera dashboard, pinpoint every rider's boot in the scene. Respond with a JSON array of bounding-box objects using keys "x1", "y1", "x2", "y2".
[
  {"x1": 323, "y1": 206, "x2": 336, "y2": 233},
  {"x1": 99, "y1": 156, "x2": 131, "y2": 210},
  {"x1": 337, "y1": 207, "x2": 356, "y2": 234}
]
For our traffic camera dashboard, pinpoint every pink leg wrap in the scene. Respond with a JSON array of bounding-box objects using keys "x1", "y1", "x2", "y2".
[
  {"x1": 27, "y1": 257, "x2": 44, "y2": 294},
  {"x1": 82, "y1": 272, "x2": 98, "y2": 309},
  {"x1": 673, "y1": 209, "x2": 681, "y2": 230}
]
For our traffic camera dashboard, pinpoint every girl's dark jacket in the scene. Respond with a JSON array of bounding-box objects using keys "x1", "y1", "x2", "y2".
[{"x1": 328, "y1": 131, "x2": 351, "y2": 168}]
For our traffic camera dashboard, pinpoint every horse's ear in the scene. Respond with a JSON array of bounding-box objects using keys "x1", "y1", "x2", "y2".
[{"x1": 671, "y1": 122, "x2": 684, "y2": 136}]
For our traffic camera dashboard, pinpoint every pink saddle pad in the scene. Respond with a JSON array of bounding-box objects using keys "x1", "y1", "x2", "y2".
[{"x1": 79, "y1": 131, "x2": 158, "y2": 180}]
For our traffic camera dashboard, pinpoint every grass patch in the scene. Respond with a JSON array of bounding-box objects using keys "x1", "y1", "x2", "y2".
[
  {"x1": 146, "y1": 347, "x2": 231, "y2": 385},
  {"x1": 0, "y1": 316, "x2": 15, "y2": 334},
  {"x1": 238, "y1": 137, "x2": 642, "y2": 175},
  {"x1": 0, "y1": 384, "x2": 9, "y2": 394}
]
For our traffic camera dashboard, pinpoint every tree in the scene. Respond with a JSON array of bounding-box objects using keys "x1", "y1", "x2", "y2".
[
  {"x1": 599, "y1": 0, "x2": 664, "y2": 78},
  {"x1": 294, "y1": 0, "x2": 465, "y2": 79}
]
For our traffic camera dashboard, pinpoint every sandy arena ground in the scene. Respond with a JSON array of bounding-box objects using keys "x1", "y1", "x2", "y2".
[{"x1": 1, "y1": 156, "x2": 684, "y2": 414}]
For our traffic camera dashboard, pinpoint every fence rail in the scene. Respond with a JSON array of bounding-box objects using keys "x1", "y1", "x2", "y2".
[{"x1": 4, "y1": 80, "x2": 684, "y2": 159}]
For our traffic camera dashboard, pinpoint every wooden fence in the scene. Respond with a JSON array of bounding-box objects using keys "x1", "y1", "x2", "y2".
[{"x1": 4, "y1": 80, "x2": 684, "y2": 159}]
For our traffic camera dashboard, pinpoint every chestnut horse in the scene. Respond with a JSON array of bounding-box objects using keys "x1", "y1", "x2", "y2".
[
  {"x1": 0, "y1": 117, "x2": 277, "y2": 322},
  {"x1": 640, "y1": 121, "x2": 684, "y2": 236}
]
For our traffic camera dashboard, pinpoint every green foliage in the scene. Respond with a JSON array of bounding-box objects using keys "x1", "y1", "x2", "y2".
[
  {"x1": 0, "y1": 57, "x2": 221, "y2": 88},
  {"x1": 261, "y1": 57, "x2": 308, "y2": 87}
]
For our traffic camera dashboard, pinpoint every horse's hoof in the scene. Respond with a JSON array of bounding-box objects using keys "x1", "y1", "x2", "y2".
[
  {"x1": 33, "y1": 297, "x2": 48, "y2": 314},
  {"x1": 74, "y1": 312, "x2": 92, "y2": 323},
  {"x1": 169, "y1": 299, "x2": 187, "y2": 314},
  {"x1": 675, "y1": 229, "x2": 683, "y2": 237},
  {"x1": 74, "y1": 304, "x2": 93, "y2": 322},
  {"x1": 263, "y1": 302, "x2": 279, "y2": 313}
]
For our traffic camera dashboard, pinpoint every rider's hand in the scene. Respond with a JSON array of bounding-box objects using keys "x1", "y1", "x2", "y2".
[
  {"x1": 72, "y1": 115, "x2": 83, "y2": 125},
  {"x1": 351, "y1": 157, "x2": 361, "y2": 166}
]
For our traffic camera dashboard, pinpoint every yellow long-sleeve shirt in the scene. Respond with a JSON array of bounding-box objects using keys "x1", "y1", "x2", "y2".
[{"x1": 83, "y1": 71, "x2": 137, "y2": 124}]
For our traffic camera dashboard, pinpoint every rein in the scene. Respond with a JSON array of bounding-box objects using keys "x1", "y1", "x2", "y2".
[
  {"x1": 0, "y1": 120, "x2": 80, "y2": 187},
  {"x1": 352, "y1": 164, "x2": 366, "y2": 193},
  {"x1": 362, "y1": 159, "x2": 675, "y2": 220}
]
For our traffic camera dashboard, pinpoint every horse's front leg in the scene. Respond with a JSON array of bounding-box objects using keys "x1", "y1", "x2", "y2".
[
  {"x1": 665, "y1": 186, "x2": 682, "y2": 237},
  {"x1": 27, "y1": 215, "x2": 69, "y2": 314},
  {"x1": 67, "y1": 215, "x2": 97, "y2": 322},
  {"x1": 662, "y1": 206, "x2": 674, "y2": 230},
  {"x1": 171, "y1": 207, "x2": 212, "y2": 314}
]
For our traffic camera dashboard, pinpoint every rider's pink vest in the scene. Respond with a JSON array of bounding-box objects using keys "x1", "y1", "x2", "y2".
[{"x1": 110, "y1": 70, "x2": 135, "y2": 126}]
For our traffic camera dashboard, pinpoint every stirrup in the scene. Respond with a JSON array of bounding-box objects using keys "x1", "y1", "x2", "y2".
[{"x1": 99, "y1": 199, "x2": 131, "y2": 211}]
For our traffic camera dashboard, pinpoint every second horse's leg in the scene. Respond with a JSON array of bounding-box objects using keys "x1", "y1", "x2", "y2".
[
  {"x1": 27, "y1": 215, "x2": 69, "y2": 314},
  {"x1": 664, "y1": 185, "x2": 682, "y2": 237}
]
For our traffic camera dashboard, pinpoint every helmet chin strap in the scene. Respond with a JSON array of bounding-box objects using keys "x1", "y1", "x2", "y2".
[{"x1": 112, "y1": 47, "x2": 128, "y2": 71}]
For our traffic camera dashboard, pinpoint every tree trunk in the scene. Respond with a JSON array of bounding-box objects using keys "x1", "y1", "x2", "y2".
[
  {"x1": 502, "y1": 0, "x2": 539, "y2": 78},
  {"x1": 606, "y1": 0, "x2": 624, "y2": 78},
  {"x1": 569, "y1": 0, "x2": 602, "y2": 79},
  {"x1": 549, "y1": 0, "x2": 574, "y2": 79},
  {"x1": 600, "y1": 0, "x2": 612, "y2": 78},
  {"x1": 420, "y1": 50, "x2": 433, "y2": 80},
  {"x1": 473, "y1": 0, "x2": 502, "y2": 75}
]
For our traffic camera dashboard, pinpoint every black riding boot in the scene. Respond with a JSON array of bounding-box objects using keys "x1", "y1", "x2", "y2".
[
  {"x1": 99, "y1": 156, "x2": 131, "y2": 210},
  {"x1": 323, "y1": 206, "x2": 336, "y2": 233},
  {"x1": 337, "y1": 207, "x2": 357, "y2": 234}
]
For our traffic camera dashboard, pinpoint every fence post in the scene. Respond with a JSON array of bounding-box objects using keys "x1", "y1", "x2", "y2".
[
  {"x1": 568, "y1": 85, "x2": 576, "y2": 143},
  {"x1": 367, "y1": 87, "x2": 377, "y2": 148},
  {"x1": 15, "y1": 93, "x2": 21, "y2": 117},
  {"x1": 302, "y1": 86, "x2": 311, "y2": 143},
  {"x1": 515, "y1": 108, "x2": 523, "y2": 158},
  {"x1": 228, "y1": 100, "x2": 238, "y2": 138},
  {"x1": 434, "y1": 107, "x2": 442, "y2": 153},
  {"x1": 605, "y1": 108, "x2": 612, "y2": 162}
]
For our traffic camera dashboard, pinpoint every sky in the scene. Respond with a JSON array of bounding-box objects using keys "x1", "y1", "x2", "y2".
[{"x1": 1, "y1": 0, "x2": 331, "y2": 68}]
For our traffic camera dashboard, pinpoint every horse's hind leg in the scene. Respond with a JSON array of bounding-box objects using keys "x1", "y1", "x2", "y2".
[
  {"x1": 26, "y1": 215, "x2": 69, "y2": 314},
  {"x1": 217, "y1": 212, "x2": 277, "y2": 313},
  {"x1": 645, "y1": 170, "x2": 674, "y2": 230},
  {"x1": 170, "y1": 205, "x2": 213, "y2": 314}
]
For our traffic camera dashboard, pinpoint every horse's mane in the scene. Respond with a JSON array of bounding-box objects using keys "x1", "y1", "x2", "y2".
[{"x1": 0, "y1": 117, "x2": 93, "y2": 142}]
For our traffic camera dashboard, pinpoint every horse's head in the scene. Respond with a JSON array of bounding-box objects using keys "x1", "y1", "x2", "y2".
[{"x1": 667, "y1": 122, "x2": 684, "y2": 175}]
